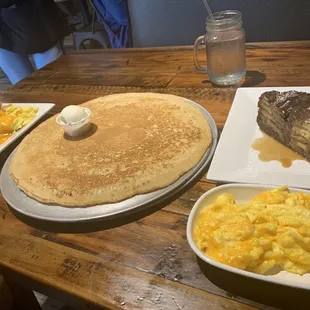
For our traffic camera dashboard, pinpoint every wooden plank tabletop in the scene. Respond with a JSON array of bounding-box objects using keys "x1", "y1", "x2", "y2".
[{"x1": 1, "y1": 41, "x2": 310, "y2": 310}]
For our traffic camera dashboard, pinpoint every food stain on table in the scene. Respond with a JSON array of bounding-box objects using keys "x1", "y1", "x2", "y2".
[{"x1": 252, "y1": 132, "x2": 305, "y2": 168}]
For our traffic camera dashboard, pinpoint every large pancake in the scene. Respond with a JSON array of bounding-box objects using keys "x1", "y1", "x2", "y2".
[{"x1": 10, "y1": 93, "x2": 212, "y2": 207}]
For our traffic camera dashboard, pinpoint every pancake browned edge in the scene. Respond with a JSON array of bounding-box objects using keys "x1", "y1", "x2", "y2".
[{"x1": 10, "y1": 93, "x2": 212, "y2": 207}]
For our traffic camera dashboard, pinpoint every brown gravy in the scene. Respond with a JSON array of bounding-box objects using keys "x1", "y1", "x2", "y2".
[{"x1": 252, "y1": 132, "x2": 305, "y2": 168}]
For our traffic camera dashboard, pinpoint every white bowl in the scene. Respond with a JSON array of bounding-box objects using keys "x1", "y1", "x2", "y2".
[
  {"x1": 56, "y1": 107, "x2": 91, "y2": 137},
  {"x1": 187, "y1": 183, "x2": 310, "y2": 290}
]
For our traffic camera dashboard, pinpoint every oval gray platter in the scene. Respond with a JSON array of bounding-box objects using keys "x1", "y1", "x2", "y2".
[{"x1": 0, "y1": 98, "x2": 218, "y2": 223}]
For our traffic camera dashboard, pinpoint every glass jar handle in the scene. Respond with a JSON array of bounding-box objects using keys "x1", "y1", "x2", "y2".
[{"x1": 193, "y1": 35, "x2": 208, "y2": 72}]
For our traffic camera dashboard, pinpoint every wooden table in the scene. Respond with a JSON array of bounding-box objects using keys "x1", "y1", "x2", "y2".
[{"x1": 1, "y1": 41, "x2": 310, "y2": 310}]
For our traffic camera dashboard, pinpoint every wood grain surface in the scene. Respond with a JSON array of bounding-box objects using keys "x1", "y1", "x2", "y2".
[{"x1": 1, "y1": 42, "x2": 310, "y2": 310}]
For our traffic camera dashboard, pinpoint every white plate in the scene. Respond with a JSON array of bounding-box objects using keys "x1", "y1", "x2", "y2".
[
  {"x1": 0, "y1": 103, "x2": 55, "y2": 153},
  {"x1": 207, "y1": 87, "x2": 310, "y2": 189},
  {"x1": 187, "y1": 183, "x2": 310, "y2": 290}
]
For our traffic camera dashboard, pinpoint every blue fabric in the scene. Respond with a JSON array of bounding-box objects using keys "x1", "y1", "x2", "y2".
[
  {"x1": 0, "y1": 43, "x2": 63, "y2": 84},
  {"x1": 94, "y1": 0, "x2": 131, "y2": 48}
]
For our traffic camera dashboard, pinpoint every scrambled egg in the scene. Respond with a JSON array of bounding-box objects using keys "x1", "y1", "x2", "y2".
[
  {"x1": 0, "y1": 104, "x2": 38, "y2": 144},
  {"x1": 194, "y1": 186, "x2": 310, "y2": 275}
]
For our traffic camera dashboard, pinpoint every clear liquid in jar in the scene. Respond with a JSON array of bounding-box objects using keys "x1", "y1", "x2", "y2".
[{"x1": 206, "y1": 32, "x2": 246, "y2": 86}]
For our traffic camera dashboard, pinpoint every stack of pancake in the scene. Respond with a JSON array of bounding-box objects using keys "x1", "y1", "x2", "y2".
[{"x1": 257, "y1": 90, "x2": 310, "y2": 161}]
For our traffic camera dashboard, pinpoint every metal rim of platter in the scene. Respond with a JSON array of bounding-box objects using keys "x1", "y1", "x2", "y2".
[{"x1": 0, "y1": 98, "x2": 218, "y2": 223}]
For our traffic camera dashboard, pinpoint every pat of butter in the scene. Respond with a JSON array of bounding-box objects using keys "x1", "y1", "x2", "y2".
[
  {"x1": 60, "y1": 105, "x2": 88, "y2": 124},
  {"x1": 56, "y1": 106, "x2": 91, "y2": 137}
]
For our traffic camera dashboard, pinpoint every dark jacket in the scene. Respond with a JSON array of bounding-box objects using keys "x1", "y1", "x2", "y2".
[{"x1": 0, "y1": 0, "x2": 72, "y2": 55}]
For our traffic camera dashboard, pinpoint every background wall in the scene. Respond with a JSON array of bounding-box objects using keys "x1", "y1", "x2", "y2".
[{"x1": 127, "y1": 0, "x2": 310, "y2": 47}]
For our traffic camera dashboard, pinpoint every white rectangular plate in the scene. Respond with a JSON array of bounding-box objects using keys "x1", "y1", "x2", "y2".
[
  {"x1": 0, "y1": 103, "x2": 55, "y2": 153},
  {"x1": 207, "y1": 87, "x2": 310, "y2": 189},
  {"x1": 187, "y1": 183, "x2": 310, "y2": 290}
]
